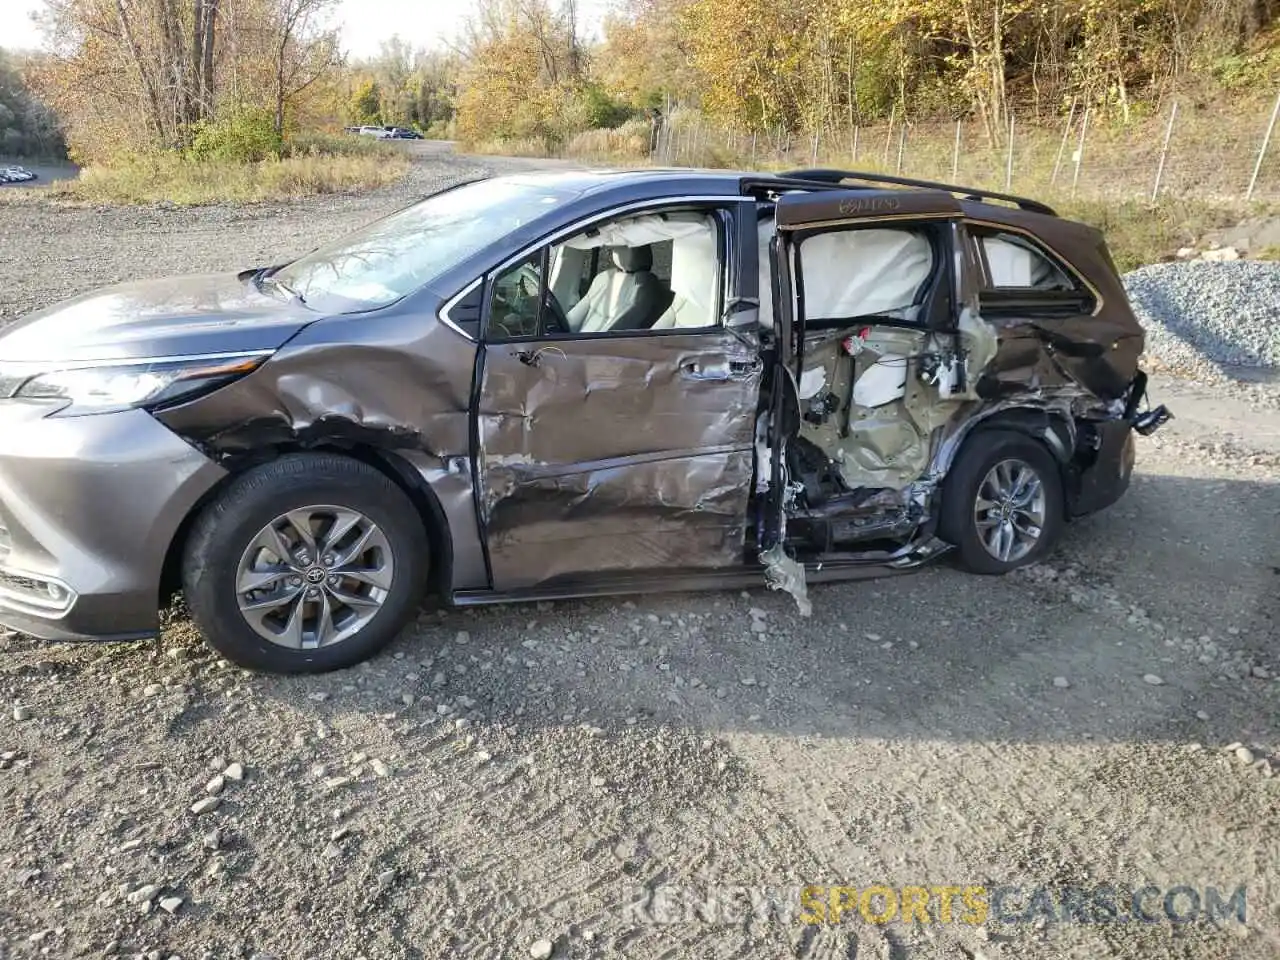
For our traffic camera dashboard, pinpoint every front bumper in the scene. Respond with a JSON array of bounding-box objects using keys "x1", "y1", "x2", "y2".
[{"x1": 0, "y1": 401, "x2": 226, "y2": 641}]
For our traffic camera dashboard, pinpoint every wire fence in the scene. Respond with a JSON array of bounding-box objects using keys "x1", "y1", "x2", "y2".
[{"x1": 644, "y1": 93, "x2": 1280, "y2": 205}]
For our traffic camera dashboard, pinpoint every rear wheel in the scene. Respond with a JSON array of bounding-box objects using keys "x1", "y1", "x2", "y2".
[
  {"x1": 939, "y1": 429, "x2": 1064, "y2": 574},
  {"x1": 182, "y1": 454, "x2": 429, "y2": 673}
]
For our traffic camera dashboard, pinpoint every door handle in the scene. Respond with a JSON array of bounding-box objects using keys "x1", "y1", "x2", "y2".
[{"x1": 680, "y1": 357, "x2": 761, "y2": 381}]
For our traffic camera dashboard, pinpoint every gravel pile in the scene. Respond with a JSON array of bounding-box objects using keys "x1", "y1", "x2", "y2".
[{"x1": 1123, "y1": 260, "x2": 1280, "y2": 380}]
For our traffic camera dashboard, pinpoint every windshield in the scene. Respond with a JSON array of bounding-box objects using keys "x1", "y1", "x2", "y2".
[{"x1": 272, "y1": 178, "x2": 576, "y2": 312}]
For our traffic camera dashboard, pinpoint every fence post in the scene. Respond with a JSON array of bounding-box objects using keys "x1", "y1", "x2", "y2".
[
  {"x1": 1050, "y1": 97, "x2": 1077, "y2": 185},
  {"x1": 852, "y1": 125, "x2": 859, "y2": 164},
  {"x1": 1071, "y1": 107, "x2": 1091, "y2": 198},
  {"x1": 1004, "y1": 114, "x2": 1015, "y2": 191},
  {"x1": 883, "y1": 104, "x2": 896, "y2": 168},
  {"x1": 811, "y1": 129, "x2": 820, "y2": 166},
  {"x1": 952, "y1": 119, "x2": 961, "y2": 181},
  {"x1": 750, "y1": 132, "x2": 758, "y2": 168},
  {"x1": 896, "y1": 123, "x2": 907, "y2": 174},
  {"x1": 1151, "y1": 101, "x2": 1178, "y2": 202},
  {"x1": 1247, "y1": 89, "x2": 1280, "y2": 201}
]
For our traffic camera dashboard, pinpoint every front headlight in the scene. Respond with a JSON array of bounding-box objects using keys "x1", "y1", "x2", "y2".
[{"x1": 7, "y1": 353, "x2": 268, "y2": 416}]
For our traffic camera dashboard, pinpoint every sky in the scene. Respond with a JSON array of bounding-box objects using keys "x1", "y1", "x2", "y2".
[{"x1": 5, "y1": 0, "x2": 611, "y2": 58}]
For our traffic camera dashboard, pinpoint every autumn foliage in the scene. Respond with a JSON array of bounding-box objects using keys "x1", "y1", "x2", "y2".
[
  {"x1": 454, "y1": 0, "x2": 1280, "y2": 150},
  {"x1": 28, "y1": 0, "x2": 344, "y2": 163}
]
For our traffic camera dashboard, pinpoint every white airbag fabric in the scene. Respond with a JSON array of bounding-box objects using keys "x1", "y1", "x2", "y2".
[
  {"x1": 758, "y1": 219, "x2": 776, "y2": 328},
  {"x1": 852, "y1": 355, "x2": 909, "y2": 407},
  {"x1": 799, "y1": 229, "x2": 932, "y2": 319},
  {"x1": 652, "y1": 217, "x2": 719, "y2": 329},
  {"x1": 563, "y1": 212, "x2": 709, "y2": 249},
  {"x1": 982, "y1": 235, "x2": 1058, "y2": 288},
  {"x1": 983, "y1": 236, "x2": 1035, "y2": 286}
]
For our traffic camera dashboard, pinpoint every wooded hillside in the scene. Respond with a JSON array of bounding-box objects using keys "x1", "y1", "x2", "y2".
[{"x1": 456, "y1": 0, "x2": 1280, "y2": 147}]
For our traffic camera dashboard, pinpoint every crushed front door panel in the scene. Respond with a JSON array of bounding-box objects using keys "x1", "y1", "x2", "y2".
[{"x1": 477, "y1": 332, "x2": 762, "y2": 590}]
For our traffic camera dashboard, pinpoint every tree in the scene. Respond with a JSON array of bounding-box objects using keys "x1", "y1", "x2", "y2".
[
  {"x1": 0, "y1": 50, "x2": 66, "y2": 158},
  {"x1": 454, "y1": 0, "x2": 588, "y2": 148},
  {"x1": 349, "y1": 77, "x2": 381, "y2": 124},
  {"x1": 268, "y1": 0, "x2": 340, "y2": 134},
  {"x1": 30, "y1": 0, "x2": 345, "y2": 159}
]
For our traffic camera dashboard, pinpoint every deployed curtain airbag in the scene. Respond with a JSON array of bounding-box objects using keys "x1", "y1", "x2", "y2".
[
  {"x1": 562, "y1": 212, "x2": 710, "y2": 249},
  {"x1": 799, "y1": 229, "x2": 933, "y2": 320}
]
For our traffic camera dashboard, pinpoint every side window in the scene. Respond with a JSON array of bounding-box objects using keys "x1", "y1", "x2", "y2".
[
  {"x1": 979, "y1": 232, "x2": 1076, "y2": 291},
  {"x1": 489, "y1": 252, "x2": 545, "y2": 339},
  {"x1": 972, "y1": 228, "x2": 1095, "y2": 317},
  {"x1": 485, "y1": 207, "x2": 724, "y2": 340}
]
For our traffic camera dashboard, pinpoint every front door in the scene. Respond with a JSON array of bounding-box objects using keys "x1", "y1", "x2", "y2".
[{"x1": 474, "y1": 201, "x2": 763, "y2": 591}]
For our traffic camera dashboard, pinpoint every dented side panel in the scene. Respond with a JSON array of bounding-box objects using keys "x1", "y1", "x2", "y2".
[
  {"x1": 477, "y1": 332, "x2": 762, "y2": 590},
  {"x1": 155, "y1": 309, "x2": 492, "y2": 590}
]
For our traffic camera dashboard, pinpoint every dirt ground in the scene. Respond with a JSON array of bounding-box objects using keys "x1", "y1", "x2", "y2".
[{"x1": 0, "y1": 143, "x2": 1277, "y2": 960}]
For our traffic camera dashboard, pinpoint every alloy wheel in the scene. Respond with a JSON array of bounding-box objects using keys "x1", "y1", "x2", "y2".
[
  {"x1": 973, "y1": 458, "x2": 1047, "y2": 564},
  {"x1": 234, "y1": 505, "x2": 395, "y2": 649}
]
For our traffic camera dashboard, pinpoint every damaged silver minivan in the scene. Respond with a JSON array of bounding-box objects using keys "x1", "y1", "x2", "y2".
[{"x1": 0, "y1": 168, "x2": 1170, "y2": 671}]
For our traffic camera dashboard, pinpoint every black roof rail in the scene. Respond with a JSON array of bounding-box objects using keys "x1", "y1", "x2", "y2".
[{"x1": 774, "y1": 168, "x2": 1058, "y2": 217}]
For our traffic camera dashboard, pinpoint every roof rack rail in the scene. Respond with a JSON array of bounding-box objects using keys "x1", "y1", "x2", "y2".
[{"x1": 775, "y1": 168, "x2": 1057, "y2": 217}]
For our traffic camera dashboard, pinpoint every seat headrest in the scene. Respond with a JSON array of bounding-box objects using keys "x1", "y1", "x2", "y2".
[{"x1": 611, "y1": 245, "x2": 652, "y2": 273}]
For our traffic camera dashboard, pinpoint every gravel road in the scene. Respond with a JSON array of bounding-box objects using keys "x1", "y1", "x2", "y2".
[{"x1": 1, "y1": 143, "x2": 1277, "y2": 960}]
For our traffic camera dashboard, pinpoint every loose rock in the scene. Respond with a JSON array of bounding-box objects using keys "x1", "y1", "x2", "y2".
[{"x1": 126, "y1": 884, "x2": 159, "y2": 905}]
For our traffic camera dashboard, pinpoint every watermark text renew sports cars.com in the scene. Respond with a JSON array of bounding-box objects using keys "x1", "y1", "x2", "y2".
[{"x1": 621, "y1": 883, "x2": 1248, "y2": 926}]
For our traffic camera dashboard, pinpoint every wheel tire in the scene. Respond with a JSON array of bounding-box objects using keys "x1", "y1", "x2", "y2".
[
  {"x1": 938, "y1": 429, "x2": 1065, "y2": 575},
  {"x1": 182, "y1": 454, "x2": 429, "y2": 673}
]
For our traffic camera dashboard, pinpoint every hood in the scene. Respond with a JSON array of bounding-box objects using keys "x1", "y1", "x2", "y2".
[{"x1": 0, "y1": 272, "x2": 318, "y2": 364}]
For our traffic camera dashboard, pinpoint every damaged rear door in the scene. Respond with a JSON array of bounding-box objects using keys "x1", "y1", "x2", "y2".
[
  {"x1": 474, "y1": 200, "x2": 763, "y2": 591},
  {"x1": 763, "y1": 189, "x2": 995, "y2": 572}
]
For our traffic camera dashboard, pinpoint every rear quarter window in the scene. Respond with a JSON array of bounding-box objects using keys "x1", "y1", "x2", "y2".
[{"x1": 971, "y1": 226, "x2": 1096, "y2": 317}]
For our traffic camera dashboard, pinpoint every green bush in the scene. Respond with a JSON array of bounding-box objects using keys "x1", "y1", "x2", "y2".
[
  {"x1": 425, "y1": 119, "x2": 453, "y2": 139},
  {"x1": 187, "y1": 109, "x2": 282, "y2": 163},
  {"x1": 579, "y1": 83, "x2": 634, "y2": 129}
]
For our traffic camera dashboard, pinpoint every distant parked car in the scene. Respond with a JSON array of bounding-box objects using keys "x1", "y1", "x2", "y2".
[
  {"x1": 357, "y1": 126, "x2": 390, "y2": 139},
  {"x1": 384, "y1": 127, "x2": 423, "y2": 140},
  {"x1": 0, "y1": 165, "x2": 37, "y2": 185}
]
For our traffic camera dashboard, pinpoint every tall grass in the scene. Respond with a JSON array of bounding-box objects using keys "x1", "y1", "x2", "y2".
[
  {"x1": 49, "y1": 148, "x2": 409, "y2": 206},
  {"x1": 565, "y1": 120, "x2": 652, "y2": 162}
]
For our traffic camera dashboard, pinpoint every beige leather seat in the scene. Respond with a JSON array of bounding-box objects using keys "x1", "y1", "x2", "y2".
[{"x1": 566, "y1": 246, "x2": 667, "y2": 333}]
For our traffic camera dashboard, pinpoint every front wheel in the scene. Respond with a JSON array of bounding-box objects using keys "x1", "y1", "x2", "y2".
[
  {"x1": 939, "y1": 429, "x2": 1065, "y2": 575},
  {"x1": 182, "y1": 454, "x2": 429, "y2": 673}
]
